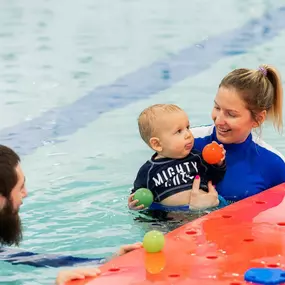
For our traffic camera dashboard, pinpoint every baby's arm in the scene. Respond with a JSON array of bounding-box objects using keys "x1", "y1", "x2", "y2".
[{"x1": 205, "y1": 161, "x2": 226, "y2": 185}]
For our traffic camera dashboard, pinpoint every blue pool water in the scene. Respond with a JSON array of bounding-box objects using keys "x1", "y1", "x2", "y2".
[{"x1": 1, "y1": 0, "x2": 285, "y2": 284}]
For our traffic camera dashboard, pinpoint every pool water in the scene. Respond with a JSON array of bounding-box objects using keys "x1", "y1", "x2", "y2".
[{"x1": 1, "y1": 0, "x2": 285, "y2": 284}]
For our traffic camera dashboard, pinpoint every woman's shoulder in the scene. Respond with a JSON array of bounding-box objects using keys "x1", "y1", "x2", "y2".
[
  {"x1": 252, "y1": 135, "x2": 285, "y2": 187},
  {"x1": 252, "y1": 135, "x2": 285, "y2": 163}
]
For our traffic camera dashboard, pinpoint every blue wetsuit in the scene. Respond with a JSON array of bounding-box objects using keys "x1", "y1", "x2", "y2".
[{"x1": 192, "y1": 125, "x2": 285, "y2": 202}]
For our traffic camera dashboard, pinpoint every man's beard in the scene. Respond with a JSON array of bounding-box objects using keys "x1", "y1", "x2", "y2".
[{"x1": 0, "y1": 199, "x2": 22, "y2": 246}]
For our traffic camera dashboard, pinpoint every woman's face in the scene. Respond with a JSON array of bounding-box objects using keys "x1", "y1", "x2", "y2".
[{"x1": 211, "y1": 87, "x2": 259, "y2": 144}]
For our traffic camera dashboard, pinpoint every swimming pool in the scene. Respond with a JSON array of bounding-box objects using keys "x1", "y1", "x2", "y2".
[{"x1": 1, "y1": 0, "x2": 285, "y2": 284}]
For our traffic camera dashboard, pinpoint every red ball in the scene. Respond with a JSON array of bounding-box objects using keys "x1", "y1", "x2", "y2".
[{"x1": 202, "y1": 142, "x2": 223, "y2": 164}]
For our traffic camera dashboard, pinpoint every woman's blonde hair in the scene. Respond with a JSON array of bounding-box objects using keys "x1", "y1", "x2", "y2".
[{"x1": 219, "y1": 64, "x2": 283, "y2": 133}]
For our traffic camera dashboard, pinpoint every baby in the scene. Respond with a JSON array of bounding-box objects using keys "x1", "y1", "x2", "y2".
[{"x1": 129, "y1": 104, "x2": 226, "y2": 210}]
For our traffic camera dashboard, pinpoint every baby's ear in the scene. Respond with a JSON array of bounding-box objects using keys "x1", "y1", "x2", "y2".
[{"x1": 149, "y1": 137, "x2": 162, "y2": 152}]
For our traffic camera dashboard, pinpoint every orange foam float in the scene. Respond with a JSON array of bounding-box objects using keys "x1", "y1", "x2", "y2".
[{"x1": 67, "y1": 182, "x2": 285, "y2": 285}]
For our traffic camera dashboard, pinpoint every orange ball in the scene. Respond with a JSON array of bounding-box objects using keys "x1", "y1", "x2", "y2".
[{"x1": 202, "y1": 142, "x2": 223, "y2": 164}]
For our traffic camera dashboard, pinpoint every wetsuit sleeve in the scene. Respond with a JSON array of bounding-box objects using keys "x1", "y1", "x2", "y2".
[
  {"x1": 202, "y1": 158, "x2": 226, "y2": 185},
  {"x1": 130, "y1": 163, "x2": 149, "y2": 194}
]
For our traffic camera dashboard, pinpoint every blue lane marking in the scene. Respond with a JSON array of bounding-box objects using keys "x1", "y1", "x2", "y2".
[{"x1": 1, "y1": 7, "x2": 285, "y2": 156}]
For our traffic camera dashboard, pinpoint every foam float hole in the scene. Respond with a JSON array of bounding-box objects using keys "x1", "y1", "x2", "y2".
[
  {"x1": 222, "y1": 215, "x2": 232, "y2": 218},
  {"x1": 109, "y1": 268, "x2": 120, "y2": 272},
  {"x1": 243, "y1": 238, "x2": 254, "y2": 242},
  {"x1": 255, "y1": 200, "x2": 266, "y2": 204},
  {"x1": 185, "y1": 230, "x2": 197, "y2": 235},
  {"x1": 277, "y1": 222, "x2": 285, "y2": 226},
  {"x1": 169, "y1": 274, "x2": 180, "y2": 278},
  {"x1": 206, "y1": 256, "x2": 218, "y2": 259},
  {"x1": 281, "y1": 273, "x2": 285, "y2": 277},
  {"x1": 267, "y1": 264, "x2": 279, "y2": 268}
]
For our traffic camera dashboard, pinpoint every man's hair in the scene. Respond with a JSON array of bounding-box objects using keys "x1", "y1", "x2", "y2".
[
  {"x1": 138, "y1": 104, "x2": 183, "y2": 144},
  {"x1": 0, "y1": 145, "x2": 20, "y2": 198}
]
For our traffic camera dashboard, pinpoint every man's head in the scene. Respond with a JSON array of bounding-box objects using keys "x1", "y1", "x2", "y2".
[
  {"x1": 0, "y1": 145, "x2": 27, "y2": 246},
  {"x1": 138, "y1": 104, "x2": 194, "y2": 159}
]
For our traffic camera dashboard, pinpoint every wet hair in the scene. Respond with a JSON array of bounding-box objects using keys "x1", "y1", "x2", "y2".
[
  {"x1": 0, "y1": 145, "x2": 21, "y2": 198},
  {"x1": 219, "y1": 64, "x2": 283, "y2": 132},
  {"x1": 138, "y1": 104, "x2": 183, "y2": 145}
]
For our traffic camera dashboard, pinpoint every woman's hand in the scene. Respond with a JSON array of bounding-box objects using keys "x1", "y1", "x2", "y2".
[{"x1": 189, "y1": 175, "x2": 219, "y2": 210}]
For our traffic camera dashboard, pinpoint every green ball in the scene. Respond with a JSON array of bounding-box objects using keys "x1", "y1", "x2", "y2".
[
  {"x1": 134, "y1": 188, "x2": 153, "y2": 208},
  {"x1": 143, "y1": 230, "x2": 165, "y2": 253}
]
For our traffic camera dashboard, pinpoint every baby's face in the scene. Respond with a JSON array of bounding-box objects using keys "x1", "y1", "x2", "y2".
[{"x1": 155, "y1": 111, "x2": 194, "y2": 159}]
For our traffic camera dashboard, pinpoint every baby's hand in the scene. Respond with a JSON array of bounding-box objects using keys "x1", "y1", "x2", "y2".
[
  {"x1": 128, "y1": 193, "x2": 145, "y2": 211},
  {"x1": 217, "y1": 143, "x2": 226, "y2": 166},
  {"x1": 211, "y1": 141, "x2": 226, "y2": 166}
]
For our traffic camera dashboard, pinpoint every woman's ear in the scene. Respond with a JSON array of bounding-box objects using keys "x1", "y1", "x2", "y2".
[
  {"x1": 149, "y1": 137, "x2": 162, "y2": 152},
  {"x1": 252, "y1": 110, "x2": 266, "y2": 128}
]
